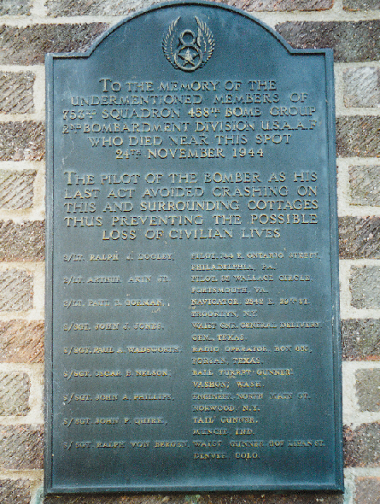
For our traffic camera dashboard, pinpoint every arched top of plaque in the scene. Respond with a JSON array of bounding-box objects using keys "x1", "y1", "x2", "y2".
[{"x1": 46, "y1": 1, "x2": 333, "y2": 71}]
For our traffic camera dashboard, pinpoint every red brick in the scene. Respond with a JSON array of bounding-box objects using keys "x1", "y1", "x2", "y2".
[
  {"x1": 0, "y1": 425, "x2": 43, "y2": 469},
  {"x1": 276, "y1": 21, "x2": 380, "y2": 62},
  {"x1": 0, "y1": 170, "x2": 36, "y2": 210},
  {"x1": 336, "y1": 117, "x2": 380, "y2": 157},
  {"x1": 355, "y1": 476, "x2": 380, "y2": 504},
  {"x1": 44, "y1": 496, "x2": 182, "y2": 504},
  {"x1": 0, "y1": 269, "x2": 33, "y2": 312},
  {"x1": 341, "y1": 319, "x2": 380, "y2": 361},
  {"x1": 43, "y1": 493, "x2": 344, "y2": 504},
  {"x1": 350, "y1": 266, "x2": 380, "y2": 309},
  {"x1": 0, "y1": 71, "x2": 35, "y2": 114},
  {"x1": 0, "y1": 479, "x2": 31, "y2": 504},
  {"x1": 356, "y1": 369, "x2": 380, "y2": 412},
  {"x1": 0, "y1": 320, "x2": 44, "y2": 363},
  {"x1": 222, "y1": 0, "x2": 333, "y2": 11},
  {"x1": 0, "y1": 372, "x2": 30, "y2": 416},
  {"x1": 46, "y1": 0, "x2": 333, "y2": 16},
  {"x1": 343, "y1": 67, "x2": 380, "y2": 108},
  {"x1": 339, "y1": 217, "x2": 380, "y2": 258},
  {"x1": 197, "y1": 493, "x2": 344, "y2": 503},
  {"x1": 0, "y1": 221, "x2": 44, "y2": 262},
  {"x1": 344, "y1": 0, "x2": 380, "y2": 10},
  {"x1": 344, "y1": 423, "x2": 380, "y2": 467},
  {"x1": 349, "y1": 165, "x2": 380, "y2": 207},
  {"x1": 0, "y1": 1, "x2": 31, "y2": 16},
  {"x1": 47, "y1": 0, "x2": 142, "y2": 16},
  {"x1": 0, "y1": 24, "x2": 108, "y2": 65},
  {"x1": 0, "y1": 122, "x2": 44, "y2": 162}
]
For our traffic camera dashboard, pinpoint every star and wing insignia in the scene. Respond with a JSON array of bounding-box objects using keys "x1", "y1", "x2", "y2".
[{"x1": 163, "y1": 16, "x2": 215, "y2": 72}]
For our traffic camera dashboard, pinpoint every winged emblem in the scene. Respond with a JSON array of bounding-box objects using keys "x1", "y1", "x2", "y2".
[{"x1": 163, "y1": 16, "x2": 215, "y2": 72}]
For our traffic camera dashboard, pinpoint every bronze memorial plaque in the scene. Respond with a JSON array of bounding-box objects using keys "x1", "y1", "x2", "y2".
[{"x1": 45, "y1": 1, "x2": 343, "y2": 493}]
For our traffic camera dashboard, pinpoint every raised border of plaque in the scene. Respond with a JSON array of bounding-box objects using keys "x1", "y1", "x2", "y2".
[{"x1": 45, "y1": 0, "x2": 343, "y2": 493}]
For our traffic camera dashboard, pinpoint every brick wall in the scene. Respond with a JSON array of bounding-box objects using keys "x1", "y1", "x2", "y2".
[{"x1": 0, "y1": 1, "x2": 379, "y2": 503}]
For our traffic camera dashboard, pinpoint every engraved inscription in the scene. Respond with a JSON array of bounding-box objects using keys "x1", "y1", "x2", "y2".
[{"x1": 47, "y1": 2, "x2": 341, "y2": 493}]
